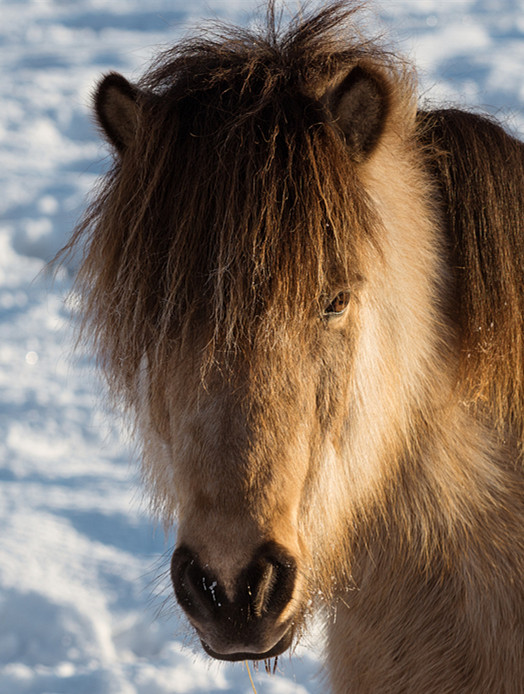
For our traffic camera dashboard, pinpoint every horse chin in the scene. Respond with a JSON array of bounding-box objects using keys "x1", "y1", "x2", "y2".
[{"x1": 200, "y1": 628, "x2": 294, "y2": 662}]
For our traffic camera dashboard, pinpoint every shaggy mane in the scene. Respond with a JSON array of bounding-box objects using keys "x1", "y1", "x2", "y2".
[
  {"x1": 419, "y1": 109, "x2": 524, "y2": 450},
  {"x1": 63, "y1": 2, "x2": 401, "y2": 407}
]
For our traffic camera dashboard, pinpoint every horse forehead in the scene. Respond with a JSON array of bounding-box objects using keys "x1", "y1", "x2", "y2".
[{"x1": 163, "y1": 337, "x2": 319, "y2": 427}]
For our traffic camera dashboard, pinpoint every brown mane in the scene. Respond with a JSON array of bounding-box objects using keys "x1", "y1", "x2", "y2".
[
  {"x1": 419, "y1": 109, "x2": 524, "y2": 449},
  {"x1": 64, "y1": 3, "x2": 410, "y2": 413}
]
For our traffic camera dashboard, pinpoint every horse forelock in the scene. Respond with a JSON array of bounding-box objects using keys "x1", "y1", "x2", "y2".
[{"x1": 72, "y1": 2, "x2": 398, "y2": 407}]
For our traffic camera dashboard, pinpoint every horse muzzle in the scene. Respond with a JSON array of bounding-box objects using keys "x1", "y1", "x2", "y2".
[{"x1": 171, "y1": 541, "x2": 298, "y2": 661}]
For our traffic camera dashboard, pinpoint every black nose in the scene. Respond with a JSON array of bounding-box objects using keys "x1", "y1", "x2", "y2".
[
  {"x1": 171, "y1": 546, "x2": 228, "y2": 620},
  {"x1": 171, "y1": 541, "x2": 297, "y2": 652}
]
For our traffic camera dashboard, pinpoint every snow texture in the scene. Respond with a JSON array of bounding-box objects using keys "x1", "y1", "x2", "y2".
[{"x1": 1, "y1": 1, "x2": 522, "y2": 692}]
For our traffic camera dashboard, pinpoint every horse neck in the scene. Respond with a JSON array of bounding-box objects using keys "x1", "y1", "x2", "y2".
[{"x1": 359, "y1": 400, "x2": 523, "y2": 584}]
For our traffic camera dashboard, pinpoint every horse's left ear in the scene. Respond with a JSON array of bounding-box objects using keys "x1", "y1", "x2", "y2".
[
  {"x1": 94, "y1": 72, "x2": 141, "y2": 153},
  {"x1": 326, "y1": 66, "x2": 389, "y2": 159}
]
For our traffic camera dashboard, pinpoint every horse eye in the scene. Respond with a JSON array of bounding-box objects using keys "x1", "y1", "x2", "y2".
[{"x1": 323, "y1": 291, "x2": 351, "y2": 318}]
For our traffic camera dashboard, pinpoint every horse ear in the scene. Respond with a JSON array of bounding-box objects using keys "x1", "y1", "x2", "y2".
[
  {"x1": 327, "y1": 66, "x2": 389, "y2": 158},
  {"x1": 95, "y1": 73, "x2": 141, "y2": 153}
]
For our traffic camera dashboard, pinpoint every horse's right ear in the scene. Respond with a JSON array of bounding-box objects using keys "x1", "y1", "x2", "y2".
[{"x1": 94, "y1": 73, "x2": 141, "y2": 153}]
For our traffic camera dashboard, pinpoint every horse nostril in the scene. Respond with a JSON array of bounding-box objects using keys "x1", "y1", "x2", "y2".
[
  {"x1": 244, "y1": 542, "x2": 297, "y2": 619},
  {"x1": 171, "y1": 546, "x2": 225, "y2": 621}
]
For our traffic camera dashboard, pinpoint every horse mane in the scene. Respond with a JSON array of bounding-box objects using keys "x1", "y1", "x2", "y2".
[
  {"x1": 62, "y1": 2, "x2": 411, "y2": 415},
  {"x1": 419, "y1": 110, "x2": 524, "y2": 451}
]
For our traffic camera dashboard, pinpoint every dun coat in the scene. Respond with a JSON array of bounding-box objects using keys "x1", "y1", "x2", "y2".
[{"x1": 61, "y1": 3, "x2": 524, "y2": 692}]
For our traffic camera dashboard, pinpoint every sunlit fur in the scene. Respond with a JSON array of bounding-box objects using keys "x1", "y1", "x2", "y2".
[{"x1": 62, "y1": 3, "x2": 524, "y2": 691}]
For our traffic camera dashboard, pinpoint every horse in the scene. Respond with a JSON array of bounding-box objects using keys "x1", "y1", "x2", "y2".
[{"x1": 62, "y1": 2, "x2": 524, "y2": 691}]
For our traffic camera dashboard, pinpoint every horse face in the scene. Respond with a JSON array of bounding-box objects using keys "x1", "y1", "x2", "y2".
[
  {"x1": 154, "y1": 302, "x2": 356, "y2": 660},
  {"x1": 92, "y1": 43, "x2": 392, "y2": 663}
]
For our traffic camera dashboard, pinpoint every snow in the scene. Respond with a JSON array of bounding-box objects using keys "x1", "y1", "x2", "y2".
[{"x1": 1, "y1": 1, "x2": 522, "y2": 692}]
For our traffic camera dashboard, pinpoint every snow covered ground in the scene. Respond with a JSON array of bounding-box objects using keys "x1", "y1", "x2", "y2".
[{"x1": 1, "y1": 1, "x2": 523, "y2": 692}]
